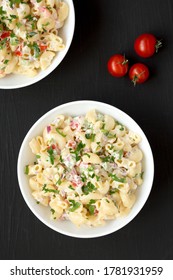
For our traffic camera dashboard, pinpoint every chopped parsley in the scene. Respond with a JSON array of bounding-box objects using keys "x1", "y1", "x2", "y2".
[
  {"x1": 56, "y1": 178, "x2": 62, "y2": 185},
  {"x1": 86, "y1": 199, "x2": 96, "y2": 215},
  {"x1": 59, "y1": 155, "x2": 63, "y2": 163},
  {"x1": 81, "y1": 173, "x2": 87, "y2": 182},
  {"x1": 36, "y1": 154, "x2": 41, "y2": 159},
  {"x1": 85, "y1": 133, "x2": 96, "y2": 141},
  {"x1": 100, "y1": 128, "x2": 116, "y2": 138},
  {"x1": 56, "y1": 128, "x2": 66, "y2": 137},
  {"x1": 26, "y1": 31, "x2": 37, "y2": 39},
  {"x1": 68, "y1": 185, "x2": 75, "y2": 191},
  {"x1": 83, "y1": 153, "x2": 90, "y2": 158},
  {"x1": 16, "y1": 22, "x2": 22, "y2": 28},
  {"x1": 96, "y1": 175, "x2": 100, "y2": 181},
  {"x1": 119, "y1": 125, "x2": 125, "y2": 131},
  {"x1": 0, "y1": 7, "x2": 6, "y2": 16},
  {"x1": 47, "y1": 147, "x2": 55, "y2": 165},
  {"x1": 76, "y1": 141, "x2": 85, "y2": 152},
  {"x1": 9, "y1": 0, "x2": 21, "y2": 7},
  {"x1": 82, "y1": 182, "x2": 96, "y2": 195},
  {"x1": 0, "y1": 38, "x2": 7, "y2": 50},
  {"x1": 10, "y1": 32, "x2": 19, "y2": 46},
  {"x1": 71, "y1": 141, "x2": 85, "y2": 161},
  {"x1": 116, "y1": 121, "x2": 125, "y2": 131},
  {"x1": 109, "y1": 188, "x2": 119, "y2": 195},
  {"x1": 118, "y1": 149, "x2": 123, "y2": 160},
  {"x1": 109, "y1": 173, "x2": 126, "y2": 183},
  {"x1": 140, "y1": 171, "x2": 144, "y2": 179},
  {"x1": 10, "y1": 14, "x2": 18, "y2": 19},
  {"x1": 42, "y1": 22, "x2": 50, "y2": 27},
  {"x1": 28, "y1": 42, "x2": 40, "y2": 58},
  {"x1": 69, "y1": 200, "x2": 81, "y2": 212},
  {"x1": 25, "y1": 14, "x2": 34, "y2": 21},
  {"x1": 107, "y1": 132, "x2": 116, "y2": 138},
  {"x1": 32, "y1": 42, "x2": 40, "y2": 58},
  {"x1": 31, "y1": 22, "x2": 36, "y2": 30},
  {"x1": 42, "y1": 184, "x2": 59, "y2": 194},
  {"x1": 24, "y1": 165, "x2": 29, "y2": 175},
  {"x1": 4, "y1": 60, "x2": 9, "y2": 65},
  {"x1": 88, "y1": 166, "x2": 94, "y2": 172},
  {"x1": 50, "y1": 208, "x2": 55, "y2": 215},
  {"x1": 101, "y1": 156, "x2": 115, "y2": 163},
  {"x1": 89, "y1": 173, "x2": 95, "y2": 179}
]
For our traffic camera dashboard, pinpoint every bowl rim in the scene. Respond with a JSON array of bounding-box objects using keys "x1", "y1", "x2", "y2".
[
  {"x1": 17, "y1": 100, "x2": 154, "y2": 238},
  {"x1": 0, "y1": 0, "x2": 75, "y2": 90}
]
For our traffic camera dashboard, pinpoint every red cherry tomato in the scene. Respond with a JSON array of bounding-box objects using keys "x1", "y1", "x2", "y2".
[
  {"x1": 39, "y1": 44, "x2": 47, "y2": 51},
  {"x1": 14, "y1": 44, "x2": 23, "y2": 56},
  {"x1": 107, "y1": 54, "x2": 129, "y2": 77},
  {"x1": 0, "y1": 31, "x2": 11, "y2": 39},
  {"x1": 134, "y1": 33, "x2": 162, "y2": 58},
  {"x1": 129, "y1": 63, "x2": 149, "y2": 86}
]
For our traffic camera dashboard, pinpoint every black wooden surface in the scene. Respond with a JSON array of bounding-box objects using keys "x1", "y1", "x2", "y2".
[{"x1": 0, "y1": 0, "x2": 173, "y2": 260}]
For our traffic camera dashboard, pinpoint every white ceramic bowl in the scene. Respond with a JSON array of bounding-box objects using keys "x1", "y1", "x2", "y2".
[
  {"x1": 0, "y1": 0, "x2": 75, "y2": 89},
  {"x1": 17, "y1": 100, "x2": 154, "y2": 238}
]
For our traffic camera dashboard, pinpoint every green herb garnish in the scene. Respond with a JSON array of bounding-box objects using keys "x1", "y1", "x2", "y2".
[
  {"x1": 109, "y1": 188, "x2": 119, "y2": 195},
  {"x1": 86, "y1": 199, "x2": 96, "y2": 215},
  {"x1": 42, "y1": 184, "x2": 59, "y2": 194},
  {"x1": 24, "y1": 165, "x2": 29, "y2": 175},
  {"x1": 119, "y1": 125, "x2": 124, "y2": 131},
  {"x1": 96, "y1": 175, "x2": 100, "y2": 181},
  {"x1": 107, "y1": 132, "x2": 116, "y2": 138},
  {"x1": 56, "y1": 128, "x2": 66, "y2": 137},
  {"x1": 47, "y1": 147, "x2": 55, "y2": 165},
  {"x1": 4, "y1": 60, "x2": 9, "y2": 65},
  {"x1": 26, "y1": 31, "x2": 37, "y2": 39},
  {"x1": 25, "y1": 14, "x2": 34, "y2": 21},
  {"x1": 10, "y1": 14, "x2": 18, "y2": 19},
  {"x1": 118, "y1": 149, "x2": 123, "y2": 160},
  {"x1": 9, "y1": 0, "x2": 21, "y2": 8},
  {"x1": 109, "y1": 173, "x2": 126, "y2": 183},
  {"x1": 82, "y1": 182, "x2": 96, "y2": 195},
  {"x1": 50, "y1": 208, "x2": 55, "y2": 214},
  {"x1": 81, "y1": 173, "x2": 87, "y2": 182},
  {"x1": 10, "y1": 33, "x2": 19, "y2": 46},
  {"x1": 68, "y1": 185, "x2": 75, "y2": 190},
  {"x1": 0, "y1": 38, "x2": 7, "y2": 50},
  {"x1": 69, "y1": 200, "x2": 81, "y2": 212},
  {"x1": 83, "y1": 153, "x2": 90, "y2": 158},
  {"x1": 16, "y1": 22, "x2": 22, "y2": 28},
  {"x1": 85, "y1": 133, "x2": 96, "y2": 141},
  {"x1": 102, "y1": 156, "x2": 114, "y2": 163},
  {"x1": 56, "y1": 178, "x2": 62, "y2": 185},
  {"x1": 30, "y1": 42, "x2": 40, "y2": 58},
  {"x1": 140, "y1": 171, "x2": 144, "y2": 179},
  {"x1": 0, "y1": 7, "x2": 6, "y2": 15},
  {"x1": 59, "y1": 155, "x2": 63, "y2": 163},
  {"x1": 71, "y1": 141, "x2": 85, "y2": 161}
]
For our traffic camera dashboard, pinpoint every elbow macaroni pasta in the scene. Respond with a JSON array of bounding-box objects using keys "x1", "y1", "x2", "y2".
[
  {"x1": 25, "y1": 110, "x2": 144, "y2": 227},
  {"x1": 0, "y1": 0, "x2": 69, "y2": 78}
]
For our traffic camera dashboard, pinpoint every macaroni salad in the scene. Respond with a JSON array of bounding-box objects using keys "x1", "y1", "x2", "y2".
[
  {"x1": 0, "y1": 0, "x2": 69, "y2": 78},
  {"x1": 25, "y1": 110, "x2": 144, "y2": 227}
]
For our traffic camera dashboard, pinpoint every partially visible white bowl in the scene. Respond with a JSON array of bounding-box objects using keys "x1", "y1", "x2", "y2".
[
  {"x1": 17, "y1": 100, "x2": 154, "y2": 238},
  {"x1": 0, "y1": 0, "x2": 75, "y2": 89}
]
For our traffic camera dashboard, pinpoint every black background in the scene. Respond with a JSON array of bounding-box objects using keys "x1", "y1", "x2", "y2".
[{"x1": 0, "y1": 0, "x2": 173, "y2": 260}]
